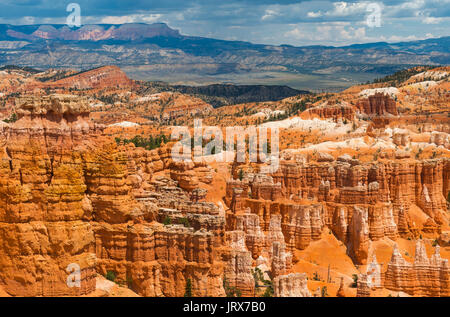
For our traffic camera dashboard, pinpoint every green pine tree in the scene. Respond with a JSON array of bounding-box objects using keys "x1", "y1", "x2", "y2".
[
  {"x1": 238, "y1": 169, "x2": 244, "y2": 181},
  {"x1": 184, "y1": 278, "x2": 192, "y2": 297}
]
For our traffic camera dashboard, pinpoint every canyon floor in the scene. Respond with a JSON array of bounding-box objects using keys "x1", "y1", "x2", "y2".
[{"x1": 0, "y1": 65, "x2": 448, "y2": 297}]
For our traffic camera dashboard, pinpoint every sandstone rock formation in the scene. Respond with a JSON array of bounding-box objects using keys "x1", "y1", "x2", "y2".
[
  {"x1": 356, "y1": 93, "x2": 397, "y2": 116},
  {"x1": 301, "y1": 102, "x2": 355, "y2": 122},
  {"x1": 347, "y1": 207, "x2": 371, "y2": 265},
  {"x1": 223, "y1": 231, "x2": 255, "y2": 296},
  {"x1": 438, "y1": 231, "x2": 450, "y2": 247},
  {"x1": 0, "y1": 94, "x2": 99, "y2": 296},
  {"x1": 273, "y1": 273, "x2": 311, "y2": 297},
  {"x1": 0, "y1": 94, "x2": 228, "y2": 297},
  {"x1": 225, "y1": 156, "x2": 449, "y2": 266},
  {"x1": 356, "y1": 273, "x2": 371, "y2": 297},
  {"x1": 384, "y1": 242, "x2": 449, "y2": 297},
  {"x1": 336, "y1": 277, "x2": 346, "y2": 297}
]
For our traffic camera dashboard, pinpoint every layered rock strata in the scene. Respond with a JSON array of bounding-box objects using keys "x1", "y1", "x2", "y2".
[
  {"x1": 225, "y1": 156, "x2": 449, "y2": 265},
  {"x1": 0, "y1": 94, "x2": 228, "y2": 297},
  {"x1": 356, "y1": 93, "x2": 397, "y2": 116},
  {"x1": 383, "y1": 241, "x2": 449, "y2": 297}
]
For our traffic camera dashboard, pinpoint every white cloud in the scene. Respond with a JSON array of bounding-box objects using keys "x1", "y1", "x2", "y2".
[
  {"x1": 423, "y1": 17, "x2": 442, "y2": 24},
  {"x1": 326, "y1": 1, "x2": 369, "y2": 17},
  {"x1": 284, "y1": 27, "x2": 310, "y2": 40},
  {"x1": 100, "y1": 14, "x2": 162, "y2": 24},
  {"x1": 398, "y1": 0, "x2": 425, "y2": 10},
  {"x1": 339, "y1": 26, "x2": 366, "y2": 40},
  {"x1": 262, "y1": 9, "x2": 279, "y2": 21},
  {"x1": 285, "y1": 23, "x2": 371, "y2": 44},
  {"x1": 21, "y1": 16, "x2": 35, "y2": 24},
  {"x1": 307, "y1": 11, "x2": 322, "y2": 18}
]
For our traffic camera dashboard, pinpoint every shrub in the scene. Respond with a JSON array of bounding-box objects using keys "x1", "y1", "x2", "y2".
[
  {"x1": 252, "y1": 268, "x2": 264, "y2": 286},
  {"x1": 114, "y1": 134, "x2": 169, "y2": 150},
  {"x1": 163, "y1": 216, "x2": 172, "y2": 225},
  {"x1": 313, "y1": 272, "x2": 320, "y2": 281},
  {"x1": 238, "y1": 169, "x2": 244, "y2": 181},
  {"x1": 3, "y1": 113, "x2": 17, "y2": 123},
  {"x1": 351, "y1": 274, "x2": 358, "y2": 288},
  {"x1": 223, "y1": 276, "x2": 242, "y2": 297},
  {"x1": 252, "y1": 267, "x2": 273, "y2": 295},
  {"x1": 416, "y1": 148, "x2": 423, "y2": 159},
  {"x1": 179, "y1": 217, "x2": 190, "y2": 228},
  {"x1": 262, "y1": 284, "x2": 274, "y2": 297},
  {"x1": 105, "y1": 271, "x2": 116, "y2": 282}
]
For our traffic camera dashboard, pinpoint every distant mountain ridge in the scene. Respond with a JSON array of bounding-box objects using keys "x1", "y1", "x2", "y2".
[
  {"x1": 0, "y1": 23, "x2": 448, "y2": 91},
  {"x1": 1, "y1": 22, "x2": 447, "y2": 52},
  {"x1": 0, "y1": 23, "x2": 181, "y2": 41}
]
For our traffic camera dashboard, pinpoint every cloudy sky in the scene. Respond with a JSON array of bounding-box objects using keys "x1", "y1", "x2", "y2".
[{"x1": 0, "y1": 0, "x2": 449, "y2": 46}]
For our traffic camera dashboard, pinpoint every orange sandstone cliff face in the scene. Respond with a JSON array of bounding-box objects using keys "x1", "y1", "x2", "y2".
[
  {"x1": 225, "y1": 156, "x2": 449, "y2": 262},
  {"x1": 382, "y1": 242, "x2": 449, "y2": 297},
  {"x1": 224, "y1": 150, "x2": 450, "y2": 296},
  {"x1": 0, "y1": 94, "x2": 227, "y2": 297},
  {"x1": 0, "y1": 94, "x2": 99, "y2": 296},
  {"x1": 301, "y1": 102, "x2": 355, "y2": 122}
]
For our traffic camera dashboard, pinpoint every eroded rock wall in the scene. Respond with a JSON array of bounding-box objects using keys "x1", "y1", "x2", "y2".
[{"x1": 0, "y1": 94, "x2": 227, "y2": 297}]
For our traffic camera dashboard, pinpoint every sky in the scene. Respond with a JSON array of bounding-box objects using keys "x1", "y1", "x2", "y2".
[{"x1": 0, "y1": 0, "x2": 449, "y2": 46}]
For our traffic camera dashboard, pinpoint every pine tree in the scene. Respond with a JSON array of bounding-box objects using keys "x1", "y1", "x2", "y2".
[{"x1": 184, "y1": 278, "x2": 192, "y2": 297}]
